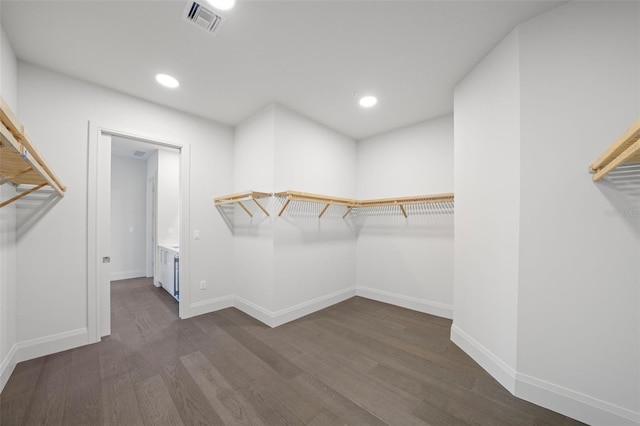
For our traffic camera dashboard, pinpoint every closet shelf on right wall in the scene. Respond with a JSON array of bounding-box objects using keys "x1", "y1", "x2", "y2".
[{"x1": 590, "y1": 117, "x2": 640, "y2": 181}]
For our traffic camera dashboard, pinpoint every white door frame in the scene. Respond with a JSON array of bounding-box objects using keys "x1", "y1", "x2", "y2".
[
  {"x1": 146, "y1": 176, "x2": 157, "y2": 279},
  {"x1": 87, "y1": 121, "x2": 191, "y2": 342}
]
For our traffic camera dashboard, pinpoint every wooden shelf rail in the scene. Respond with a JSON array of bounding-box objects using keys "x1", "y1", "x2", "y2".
[
  {"x1": 358, "y1": 193, "x2": 455, "y2": 218},
  {"x1": 214, "y1": 191, "x2": 271, "y2": 217},
  {"x1": 0, "y1": 97, "x2": 66, "y2": 208},
  {"x1": 590, "y1": 117, "x2": 640, "y2": 181},
  {"x1": 215, "y1": 190, "x2": 455, "y2": 219},
  {"x1": 274, "y1": 190, "x2": 358, "y2": 218},
  {"x1": 274, "y1": 190, "x2": 454, "y2": 218}
]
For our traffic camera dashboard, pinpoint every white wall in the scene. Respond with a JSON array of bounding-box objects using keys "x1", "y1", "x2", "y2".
[
  {"x1": 230, "y1": 104, "x2": 357, "y2": 325},
  {"x1": 356, "y1": 116, "x2": 454, "y2": 319},
  {"x1": 232, "y1": 105, "x2": 275, "y2": 313},
  {"x1": 156, "y1": 149, "x2": 180, "y2": 247},
  {"x1": 0, "y1": 18, "x2": 17, "y2": 111},
  {"x1": 516, "y1": 2, "x2": 639, "y2": 423},
  {"x1": 110, "y1": 155, "x2": 147, "y2": 281},
  {"x1": 16, "y1": 63, "x2": 234, "y2": 359},
  {"x1": 453, "y1": 2, "x2": 640, "y2": 424},
  {"x1": 272, "y1": 106, "x2": 357, "y2": 318},
  {"x1": 452, "y1": 29, "x2": 522, "y2": 390},
  {"x1": 0, "y1": 13, "x2": 19, "y2": 392}
]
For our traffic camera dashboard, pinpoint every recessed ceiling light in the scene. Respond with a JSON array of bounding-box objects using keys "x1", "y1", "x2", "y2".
[
  {"x1": 206, "y1": 0, "x2": 236, "y2": 10},
  {"x1": 155, "y1": 73, "x2": 180, "y2": 89},
  {"x1": 359, "y1": 95, "x2": 378, "y2": 108}
]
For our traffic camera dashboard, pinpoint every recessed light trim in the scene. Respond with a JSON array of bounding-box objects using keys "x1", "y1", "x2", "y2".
[
  {"x1": 206, "y1": 0, "x2": 236, "y2": 10},
  {"x1": 156, "y1": 73, "x2": 180, "y2": 89},
  {"x1": 359, "y1": 95, "x2": 378, "y2": 108}
]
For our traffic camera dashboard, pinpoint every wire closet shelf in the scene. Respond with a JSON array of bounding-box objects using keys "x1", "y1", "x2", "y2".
[{"x1": 215, "y1": 190, "x2": 454, "y2": 220}]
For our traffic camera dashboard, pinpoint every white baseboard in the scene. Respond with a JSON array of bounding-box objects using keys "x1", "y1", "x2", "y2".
[
  {"x1": 16, "y1": 328, "x2": 89, "y2": 363},
  {"x1": 233, "y1": 296, "x2": 277, "y2": 327},
  {"x1": 356, "y1": 286, "x2": 453, "y2": 319},
  {"x1": 451, "y1": 324, "x2": 640, "y2": 426},
  {"x1": 0, "y1": 344, "x2": 18, "y2": 393},
  {"x1": 450, "y1": 324, "x2": 516, "y2": 393},
  {"x1": 234, "y1": 287, "x2": 357, "y2": 328},
  {"x1": 516, "y1": 371, "x2": 639, "y2": 426},
  {"x1": 110, "y1": 269, "x2": 146, "y2": 281},
  {"x1": 185, "y1": 295, "x2": 234, "y2": 319},
  {"x1": 269, "y1": 287, "x2": 357, "y2": 327}
]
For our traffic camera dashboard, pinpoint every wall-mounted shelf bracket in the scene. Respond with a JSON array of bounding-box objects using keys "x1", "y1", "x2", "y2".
[{"x1": 214, "y1": 191, "x2": 271, "y2": 217}]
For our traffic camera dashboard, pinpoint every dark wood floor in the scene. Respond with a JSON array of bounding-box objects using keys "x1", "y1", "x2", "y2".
[{"x1": 1, "y1": 277, "x2": 584, "y2": 426}]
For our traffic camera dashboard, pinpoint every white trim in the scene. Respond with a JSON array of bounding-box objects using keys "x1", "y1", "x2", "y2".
[
  {"x1": 450, "y1": 324, "x2": 639, "y2": 425},
  {"x1": 269, "y1": 287, "x2": 356, "y2": 327},
  {"x1": 233, "y1": 296, "x2": 276, "y2": 327},
  {"x1": 234, "y1": 287, "x2": 357, "y2": 328},
  {"x1": 0, "y1": 344, "x2": 17, "y2": 392},
  {"x1": 110, "y1": 270, "x2": 147, "y2": 281},
  {"x1": 515, "y1": 372, "x2": 640, "y2": 426},
  {"x1": 16, "y1": 328, "x2": 88, "y2": 363},
  {"x1": 187, "y1": 295, "x2": 234, "y2": 318},
  {"x1": 87, "y1": 123, "x2": 100, "y2": 343},
  {"x1": 356, "y1": 286, "x2": 453, "y2": 319},
  {"x1": 88, "y1": 122, "x2": 191, "y2": 339},
  {"x1": 450, "y1": 324, "x2": 517, "y2": 393}
]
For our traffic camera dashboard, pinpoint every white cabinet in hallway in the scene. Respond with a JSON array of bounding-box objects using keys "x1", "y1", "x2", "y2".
[{"x1": 158, "y1": 244, "x2": 179, "y2": 300}]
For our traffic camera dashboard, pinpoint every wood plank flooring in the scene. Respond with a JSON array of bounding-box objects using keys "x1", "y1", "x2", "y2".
[{"x1": 1, "y1": 277, "x2": 585, "y2": 425}]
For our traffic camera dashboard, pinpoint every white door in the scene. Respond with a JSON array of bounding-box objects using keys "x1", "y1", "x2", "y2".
[{"x1": 97, "y1": 133, "x2": 112, "y2": 337}]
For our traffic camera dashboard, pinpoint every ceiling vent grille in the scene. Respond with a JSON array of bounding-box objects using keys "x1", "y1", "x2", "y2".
[{"x1": 183, "y1": 1, "x2": 224, "y2": 35}]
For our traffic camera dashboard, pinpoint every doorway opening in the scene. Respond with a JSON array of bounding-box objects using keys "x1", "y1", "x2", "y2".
[
  {"x1": 88, "y1": 123, "x2": 191, "y2": 342},
  {"x1": 110, "y1": 136, "x2": 181, "y2": 313}
]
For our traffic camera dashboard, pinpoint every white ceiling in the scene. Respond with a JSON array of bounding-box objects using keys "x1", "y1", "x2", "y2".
[{"x1": 1, "y1": 0, "x2": 563, "y2": 140}]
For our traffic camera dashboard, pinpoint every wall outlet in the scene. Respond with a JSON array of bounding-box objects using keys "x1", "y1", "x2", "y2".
[
  {"x1": 194, "y1": 230, "x2": 200, "y2": 240},
  {"x1": 199, "y1": 280, "x2": 206, "y2": 290}
]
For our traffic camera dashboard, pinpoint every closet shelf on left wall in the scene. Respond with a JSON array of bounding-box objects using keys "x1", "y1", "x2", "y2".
[
  {"x1": 0, "y1": 97, "x2": 66, "y2": 207},
  {"x1": 590, "y1": 117, "x2": 640, "y2": 181}
]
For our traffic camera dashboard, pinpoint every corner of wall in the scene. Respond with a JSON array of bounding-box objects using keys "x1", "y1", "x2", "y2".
[{"x1": 0, "y1": 343, "x2": 17, "y2": 392}]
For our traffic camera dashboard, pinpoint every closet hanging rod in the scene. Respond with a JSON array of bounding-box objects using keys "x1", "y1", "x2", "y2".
[{"x1": 590, "y1": 117, "x2": 640, "y2": 181}]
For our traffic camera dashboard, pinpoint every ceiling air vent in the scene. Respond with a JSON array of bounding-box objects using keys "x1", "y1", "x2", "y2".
[
  {"x1": 183, "y1": 1, "x2": 224, "y2": 35},
  {"x1": 133, "y1": 151, "x2": 146, "y2": 158}
]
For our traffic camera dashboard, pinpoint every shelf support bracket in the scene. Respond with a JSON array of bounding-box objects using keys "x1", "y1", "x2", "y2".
[
  {"x1": 0, "y1": 183, "x2": 47, "y2": 208},
  {"x1": 399, "y1": 204, "x2": 408, "y2": 218},
  {"x1": 342, "y1": 206, "x2": 354, "y2": 219},
  {"x1": 319, "y1": 203, "x2": 331, "y2": 218},
  {"x1": 237, "y1": 201, "x2": 253, "y2": 218},
  {"x1": 251, "y1": 196, "x2": 270, "y2": 217},
  {"x1": 278, "y1": 198, "x2": 291, "y2": 216}
]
